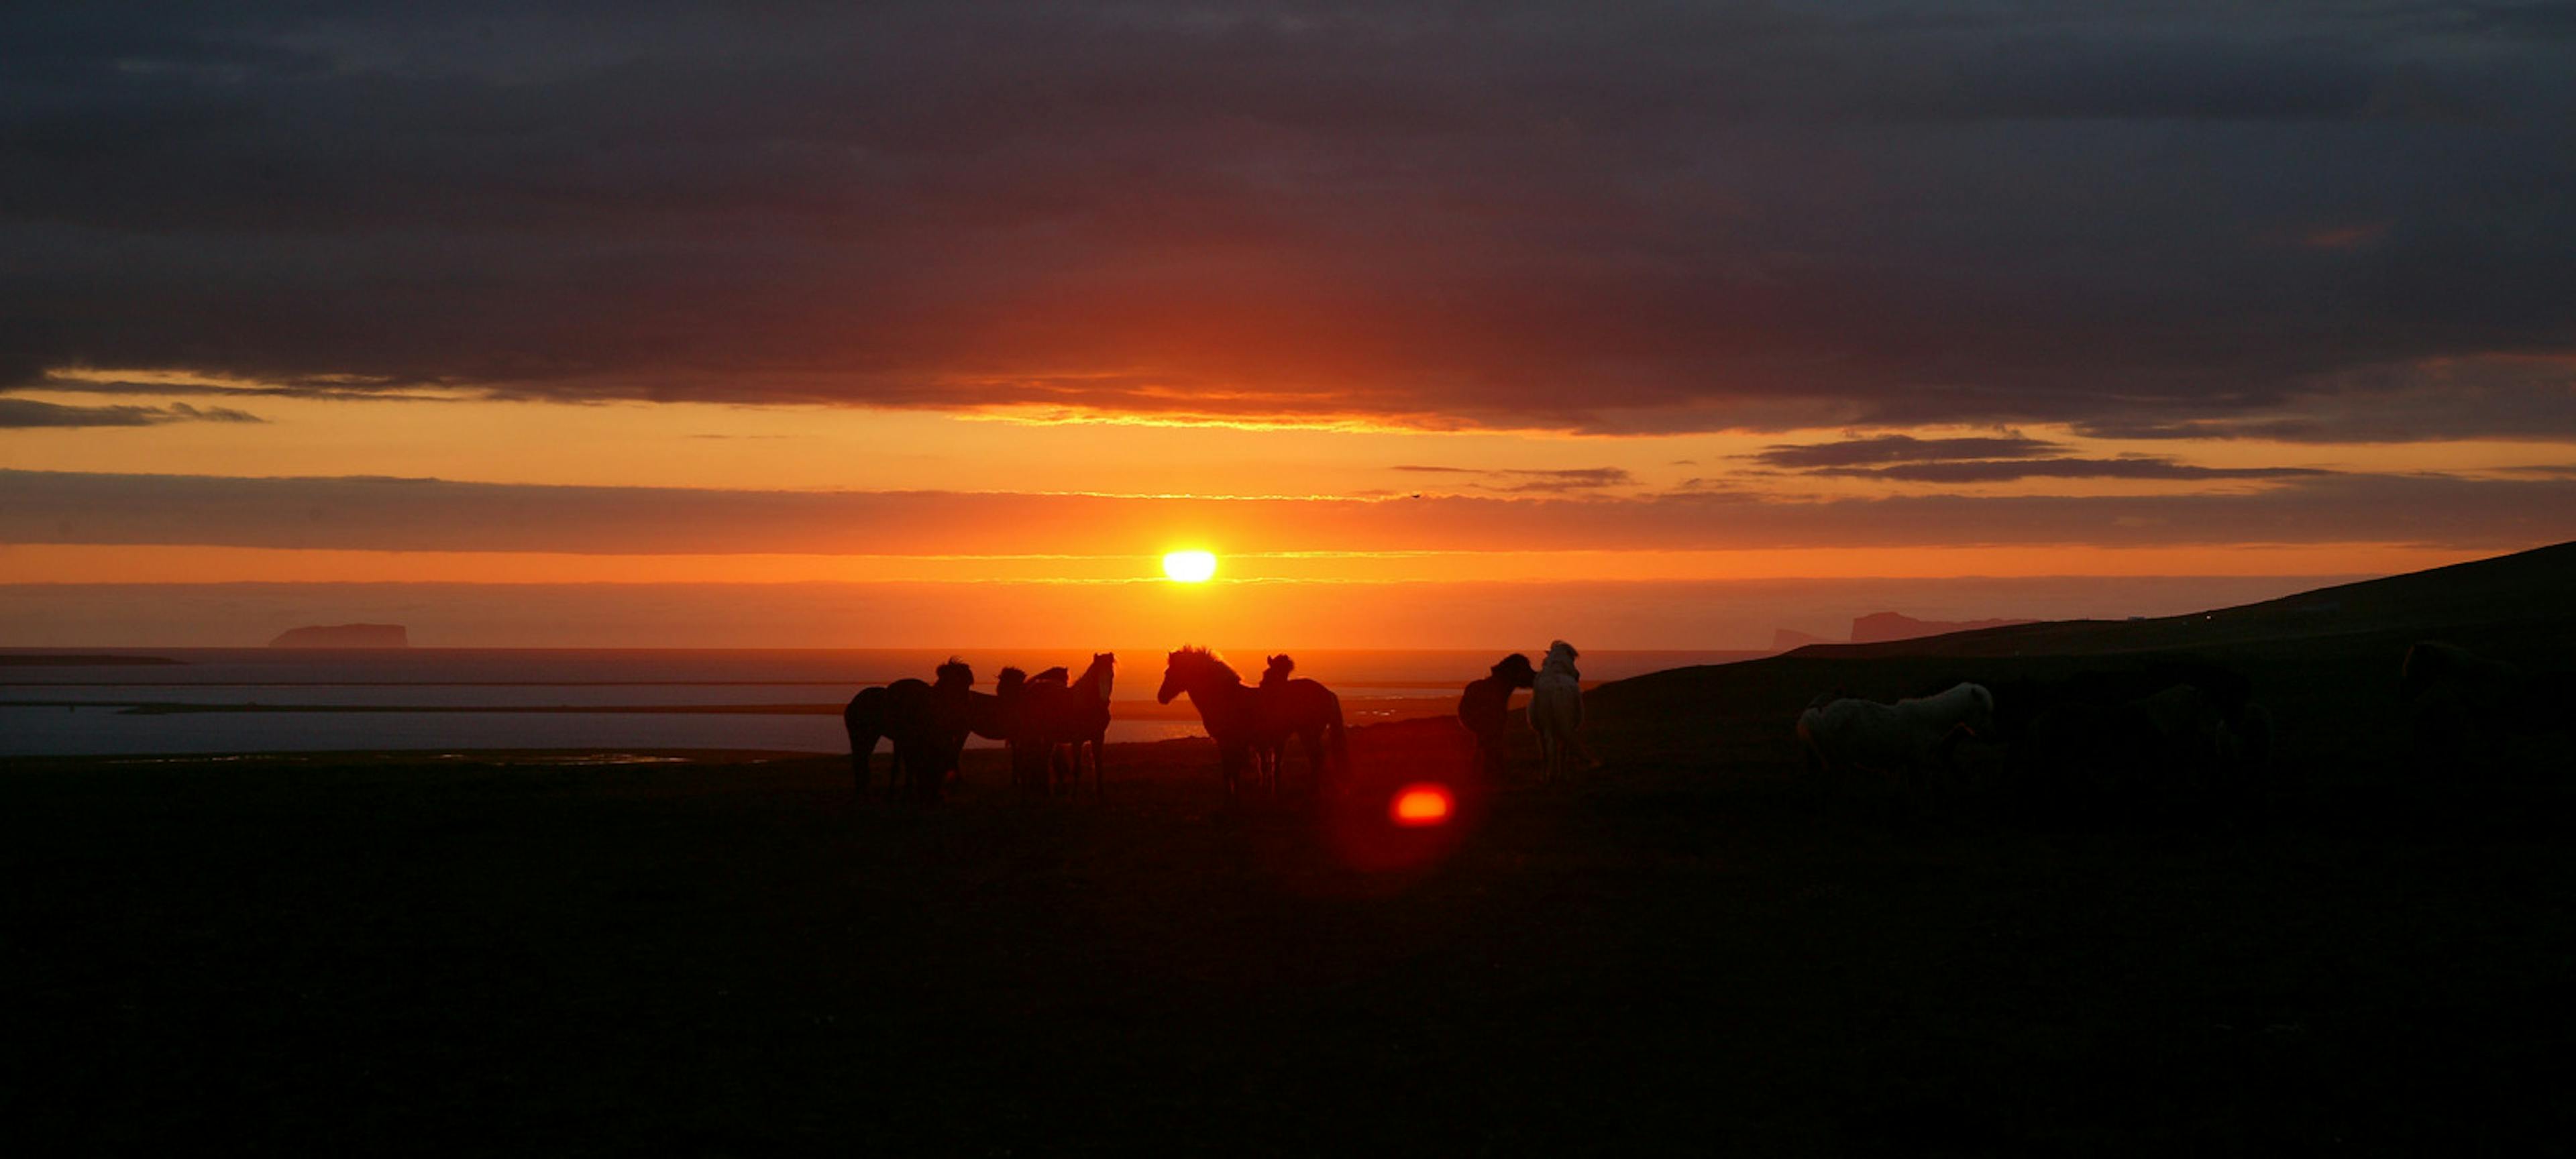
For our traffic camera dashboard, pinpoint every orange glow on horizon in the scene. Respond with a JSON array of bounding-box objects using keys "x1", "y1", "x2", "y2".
[{"x1": 0, "y1": 542, "x2": 2489, "y2": 586}]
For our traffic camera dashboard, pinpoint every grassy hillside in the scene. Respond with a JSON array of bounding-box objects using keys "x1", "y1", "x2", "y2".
[{"x1": 1586, "y1": 540, "x2": 2576, "y2": 785}]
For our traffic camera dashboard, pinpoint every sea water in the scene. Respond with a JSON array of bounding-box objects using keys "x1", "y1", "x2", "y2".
[{"x1": 0, "y1": 647, "x2": 1760, "y2": 757}]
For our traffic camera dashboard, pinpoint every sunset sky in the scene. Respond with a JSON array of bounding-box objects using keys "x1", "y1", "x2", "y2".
[{"x1": 5, "y1": 1, "x2": 2573, "y2": 647}]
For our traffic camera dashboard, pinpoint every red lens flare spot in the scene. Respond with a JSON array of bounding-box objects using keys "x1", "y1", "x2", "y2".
[{"x1": 1389, "y1": 783, "x2": 1454, "y2": 827}]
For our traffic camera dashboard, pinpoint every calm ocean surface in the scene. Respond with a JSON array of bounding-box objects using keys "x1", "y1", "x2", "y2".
[{"x1": 1, "y1": 647, "x2": 1761, "y2": 758}]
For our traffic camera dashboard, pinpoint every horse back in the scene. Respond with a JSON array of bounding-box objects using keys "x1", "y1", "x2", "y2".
[{"x1": 844, "y1": 685, "x2": 886, "y2": 730}]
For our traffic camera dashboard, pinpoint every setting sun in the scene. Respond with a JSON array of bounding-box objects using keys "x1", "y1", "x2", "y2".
[{"x1": 1163, "y1": 550, "x2": 1218, "y2": 583}]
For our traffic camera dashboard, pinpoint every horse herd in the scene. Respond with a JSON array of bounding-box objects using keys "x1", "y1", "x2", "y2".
[
  {"x1": 843, "y1": 653, "x2": 1114, "y2": 802},
  {"x1": 844, "y1": 637, "x2": 2565, "y2": 810},
  {"x1": 843, "y1": 641, "x2": 1601, "y2": 805},
  {"x1": 1795, "y1": 639, "x2": 2572, "y2": 810},
  {"x1": 1796, "y1": 663, "x2": 2271, "y2": 812}
]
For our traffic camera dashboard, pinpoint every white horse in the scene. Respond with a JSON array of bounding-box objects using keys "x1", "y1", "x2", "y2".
[
  {"x1": 1796, "y1": 681, "x2": 1994, "y2": 788},
  {"x1": 1530, "y1": 640, "x2": 1591, "y2": 781}
]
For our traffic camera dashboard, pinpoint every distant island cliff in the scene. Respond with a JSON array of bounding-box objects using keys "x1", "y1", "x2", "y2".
[
  {"x1": 268, "y1": 624, "x2": 410, "y2": 649},
  {"x1": 1772, "y1": 612, "x2": 2040, "y2": 650}
]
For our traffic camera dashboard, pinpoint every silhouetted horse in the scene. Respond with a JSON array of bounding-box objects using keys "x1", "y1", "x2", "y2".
[
  {"x1": 1982, "y1": 659, "x2": 2256, "y2": 749},
  {"x1": 1797, "y1": 681, "x2": 1994, "y2": 790},
  {"x1": 984, "y1": 666, "x2": 1030, "y2": 779},
  {"x1": 843, "y1": 685, "x2": 888, "y2": 794},
  {"x1": 1458, "y1": 653, "x2": 1536, "y2": 779},
  {"x1": 883, "y1": 659, "x2": 975, "y2": 802},
  {"x1": 1159, "y1": 647, "x2": 1346, "y2": 804},
  {"x1": 2016, "y1": 682, "x2": 2265, "y2": 816},
  {"x1": 1061, "y1": 653, "x2": 1114, "y2": 798},
  {"x1": 1980, "y1": 659, "x2": 2271, "y2": 806},
  {"x1": 1254, "y1": 654, "x2": 1349, "y2": 799},
  {"x1": 2402, "y1": 641, "x2": 2576, "y2": 775},
  {"x1": 1010, "y1": 667, "x2": 1073, "y2": 791},
  {"x1": 970, "y1": 669, "x2": 1020, "y2": 745},
  {"x1": 1530, "y1": 641, "x2": 1591, "y2": 781}
]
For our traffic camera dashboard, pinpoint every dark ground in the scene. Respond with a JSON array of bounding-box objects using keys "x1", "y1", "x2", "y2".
[
  {"x1": 9, "y1": 549, "x2": 2576, "y2": 1154},
  {"x1": 7, "y1": 734, "x2": 2573, "y2": 1153}
]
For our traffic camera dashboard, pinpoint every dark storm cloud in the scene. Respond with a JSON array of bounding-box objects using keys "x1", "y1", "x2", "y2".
[
  {"x1": 1751, "y1": 435, "x2": 2063, "y2": 469},
  {"x1": 0, "y1": 398, "x2": 262, "y2": 428},
  {"x1": 1805, "y1": 458, "x2": 2327, "y2": 483},
  {"x1": 1393, "y1": 465, "x2": 1634, "y2": 492},
  {"x1": 1746, "y1": 433, "x2": 2329, "y2": 480},
  {"x1": 7, "y1": 376, "x2": 455, "y2": 402},
  {"x1": 7, "y1": 467, "x2": 2570, "y2": 554},
  {"x1": 3, "y1": 2, "x2": 2574, "y2": 436}
]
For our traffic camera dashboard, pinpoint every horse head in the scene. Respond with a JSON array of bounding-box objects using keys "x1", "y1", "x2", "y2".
[
  {"x1": 934, "y1": 657, "x2": 974, "y2": 689},
  {"x1": 1959, "y1": 683, "x2": 1995, "y2": 736},
  {"x1": 1493, "y1": 653, "x2": 1536, "y2": 686},
  {"x1": 1091, "y1": 653, "x2": 1115, "y2": 702},
  {"x1": 996, "y1": 667, "x2": 1026, "y2": 696},
  {"x1": 1262, "y1": 654, "x2": 1295, "y2": 686},
  {"x1": 1159, "y1": 646, "x2": 1231, "y2": 704}
]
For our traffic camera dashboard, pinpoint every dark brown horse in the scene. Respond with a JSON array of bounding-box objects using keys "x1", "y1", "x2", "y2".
[
  {"x1": 882, "y1": 658, "x2": 975, "y2": 802},
  {"x1": 1157, "y1": 647, "x2": 1260, "y2": 800},
  {"x1": 1160, "y1": 648, "x2": 1344, "y2": 804},
  {"x1": 2402, "y1": 641, "x2": 2576, "y2": 775},
  {"x1": 996, "y1": 656, "x2": 1117, "y2": 798},
  {"x1": 1264, "y1": 655, "x2": 1348, "y2": 798},
  {"x1": 1458, "y1": 653, "x2": 1536, "y2": 779},
  {"x1": 1061, "y1": 653, "x2": 1114, "y2": 798},
  {"x1": 1009, "y1": 667, "x2": 1072, "y2": 791}
]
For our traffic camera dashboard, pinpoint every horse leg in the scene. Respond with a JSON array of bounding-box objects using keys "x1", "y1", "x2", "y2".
[{"x1": 1087, "y1": 736, "x2": 1106, "y2": 800}]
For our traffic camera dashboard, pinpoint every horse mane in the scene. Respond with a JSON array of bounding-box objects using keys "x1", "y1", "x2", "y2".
[
  {"x1": 1030, "y1": 666, "x2": 1069, "y2": 685},
  {"x1": 1169, "y1": 645, "x2": 1242, "y2": 685},
  {"x1": 1904, "y1": 681, "x2": 1992, "y2": 719},
  {"x1": 935, "y1": 657, "x2": 973, "y2": 687},
  {"x1": 997, "y1": 667, "x2": 1026, "y2": 689}
]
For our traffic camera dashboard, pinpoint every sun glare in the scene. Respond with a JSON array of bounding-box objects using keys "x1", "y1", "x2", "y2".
[
  {"x1": 1390, "y1": 783, "x2": 1454, "y2": 827},
  {"x1": 1163, "y1": 550, "x2": 1218, "y2": 583}
]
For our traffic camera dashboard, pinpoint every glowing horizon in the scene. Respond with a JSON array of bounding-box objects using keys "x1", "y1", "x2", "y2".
[{"x1": 9, "y1": 1, "x2": 2576, "y2": 648}]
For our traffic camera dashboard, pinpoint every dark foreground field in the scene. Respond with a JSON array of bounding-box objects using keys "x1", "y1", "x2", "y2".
[
  {"x1": 9, "y1": 547, "x2": 2576, "y2": 1154},
  {"x1": 8, "y1": 723, "x2": 2574, "y2": 1155}
]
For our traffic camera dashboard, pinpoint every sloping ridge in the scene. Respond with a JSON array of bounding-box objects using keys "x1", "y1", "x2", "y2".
[
  {"x1": 1780, "y1": 539, "x2": 2576, "y2": 661},
  {"x1": 1591, "y1": 540, "x2": 2576, "y2": 721}
]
